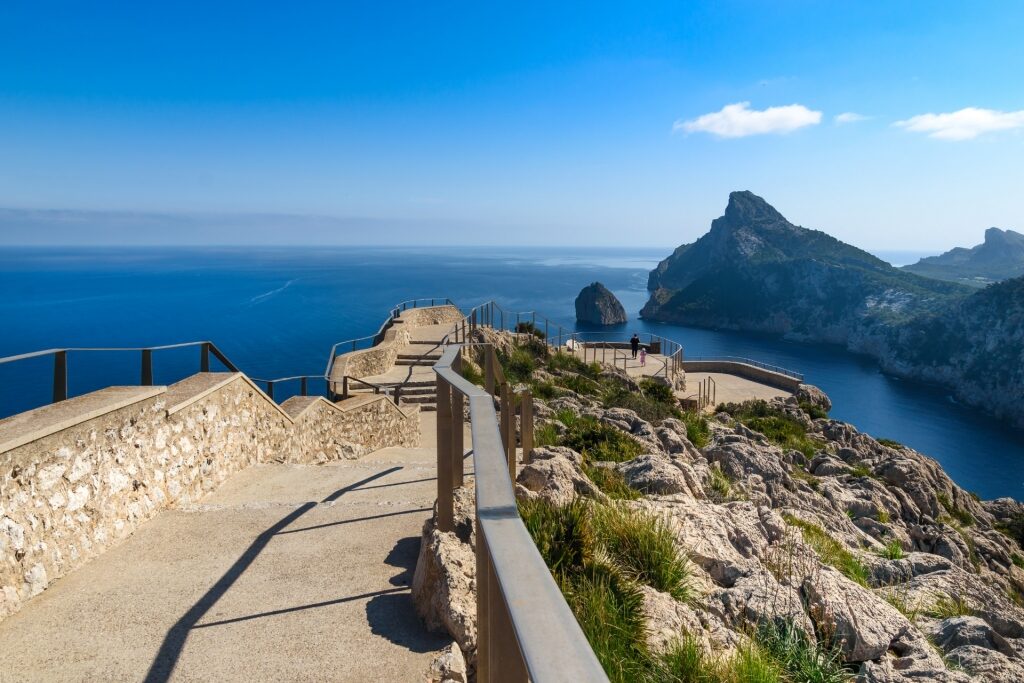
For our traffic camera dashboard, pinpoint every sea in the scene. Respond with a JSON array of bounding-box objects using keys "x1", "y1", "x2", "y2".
[{"x1": 1, "y1": 246, "x2": 1021, "y2": 500}]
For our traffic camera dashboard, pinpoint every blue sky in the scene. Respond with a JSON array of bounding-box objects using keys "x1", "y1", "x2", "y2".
[{"x1": 1, "y1": 1, "x2": 1022, "y2": 249}]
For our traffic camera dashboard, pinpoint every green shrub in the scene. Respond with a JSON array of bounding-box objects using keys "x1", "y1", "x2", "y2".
[
  {"x1": 877, "y1": 540, "x2": 904, "y2": 560},
  {"x1": 534, "y1": 421, "x2": 561, "y2": 447},
  {"x1": 707, "y1": 466, "x2": 733, "y2": 503},
  {"x1": 518, "y1": 497, "x2": 595, "y2": 575},
  {"x1": 460, "y1": 361, "x2": 485, "y2": 387},
  {"x1": 725, "y1": 641, "x2": 782, "y2": 683},
  {"x1": 501, "y1": 347, "x2": 537, "y2": 384},
  {"x1": 561, "y1": 564, "x2": 649, "y2": 683},
  {"x1": 556, "y1": 372, "x2": 605, "y2": 397},
  {"x1": 937, "y1": 493, "x2": 974, "y2": 526},
  {"x1": 783, "y1": 514, "x2": 870, "y2": 586},
  {"x1": 877, "y1": 438, "x2": 903, "y2": 449},
  {"x1": 719, "y1": 400, "x2": 819, "y2": 458},
  {"x1": 639, "y1": 377, "x2": 676, "y2": 403},
  {"x1": 847, "y1": 463, "x2": 874, "y2": 479},
  {"x1": 798, "y1": 401, "x2": 829, "y2": 420},
  {"x1": 754, "y1": 619, "x2": 850, "y2": 683},
  {"x1": 681, "y1": 411, "x2": 710, "y2": 449},
  {"x1": 925, "y1": 593, "x2": 973, "y2": 619},
  {"x1": 876, "y1": 508, "x2": 891, "y2": 524},
  {"x1": 585, "y1": 464, "x2": 641, "y2": 501},
  {"x1": 593, "y1": 504, "x2": 691, "y2": 601},
  {"x1": 548, "y1": 350, "x2": 601, "y2": 378},
  {"x1": 562, "y1": 416, "x2": 644, "y2": 463},
  {"x1": 604, "y1": 386, "x2": 681, "y2": 423},
  {"x1": 530, "y1": 379, "x2": 565, "y2": 400},
  {"x1": 651, "y1": 635, "x2": 718, "y2": 683},
  {"x1": 515, "y1": 321, "x2": 547, "y2": 339},
  {"x1": 1012, "y1": 553, "x2": 1024, "y2": 569}
]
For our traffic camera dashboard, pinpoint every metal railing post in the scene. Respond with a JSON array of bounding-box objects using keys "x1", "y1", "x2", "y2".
[
  {"x1": 266, "y1": 381, "x2": 275, "y2": 401},
  {"x1": 200, "y1": 342, "x2": 210, "y2": 372},
  {"x1": 300, "y1": 377, "x2": 308, "y2": 396},
  {"x1": 343, "y1": 376, "x2": 350, "y2": 399},
  {"x1": 490, "y1": 560, "x2": 529, "y2": 680},
  {"x1": 436, "y1": 376, "x2": 454, "y2": 532},
  {"x1": 141, "y1": 349, "x2": 153, "y2": 386},
  {"x1": 452, "y1": 352, "x2": 465, "y2": 487},
  {"x1": 476, "y1": 524, "x2": 491, "y2": 683},
  {"x1": 503, "y1": 384, "x2": 516, "y2": 479},
  {"x1": 521, "y1": 390, "x2": 534, "y2": 464},
  {"x1": 485, "y1": 348, "x2": 496, "y2": 396},
  {"x1": 52, "y1": 350, "x2": 67, "y2": 403}
]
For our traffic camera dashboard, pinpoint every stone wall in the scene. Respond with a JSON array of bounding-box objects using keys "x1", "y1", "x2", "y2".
[
  {"x1": 329, "y1": 305, "x2": 464, "y2": 384},
  {"x1": 0, "y1": 372, "x2": 419, "y2": 622},
  {"x1": 679, "y1": 360, "x2": 802, "y2": 392}
]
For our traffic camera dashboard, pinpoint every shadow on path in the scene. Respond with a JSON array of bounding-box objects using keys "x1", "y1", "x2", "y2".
[
  {"x1": 143, "y1": 465, "x2": 402, "y2": 683},
  {"x1": 385, "y1": 536, "x2": 422, "y2": 587}
]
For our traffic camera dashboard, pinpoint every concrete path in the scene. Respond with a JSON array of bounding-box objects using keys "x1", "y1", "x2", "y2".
[
  {"x1": 681, "y1": 371, "x2": 790, "y2": 405},
  {"x1": 0, "y1": 439, "x2": 453, "y2": 681}
]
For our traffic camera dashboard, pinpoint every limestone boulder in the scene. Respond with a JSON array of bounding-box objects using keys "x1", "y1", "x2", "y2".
[
  {"x1": 803, "y1": 566, "x2": 911, "y2": 662},
  {"x1": 516, "y1": 446, "x2": 605, "y2": 505},
  {"x1": 411, "y1": 522, "x2": 477, "y2": 658}
]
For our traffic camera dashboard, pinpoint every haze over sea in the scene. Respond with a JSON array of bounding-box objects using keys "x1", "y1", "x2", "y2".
[{"x1": 1, "y1": 246, "x2": 1021, "y2": 499}]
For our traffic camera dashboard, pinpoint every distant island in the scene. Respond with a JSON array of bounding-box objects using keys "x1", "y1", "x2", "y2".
[
  {"x1": 575, "y1": 282, "x2": 628, "y2": 325},
  {"x1": 903, "y1": 227, "x2": 1024, "y2": 287},
  {"x1": 642, "y1": 191, "x2": 1024, "y2": 427}
]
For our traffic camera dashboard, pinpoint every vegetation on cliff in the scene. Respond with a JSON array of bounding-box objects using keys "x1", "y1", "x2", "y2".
[{"x1": 903, "y1": 228, "x2": 1024, "y2": 287}]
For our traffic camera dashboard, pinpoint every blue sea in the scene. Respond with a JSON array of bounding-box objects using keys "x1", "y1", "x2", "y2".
[{"x1": 2, "y1": 246, "x2": 1022, "y2": 500}]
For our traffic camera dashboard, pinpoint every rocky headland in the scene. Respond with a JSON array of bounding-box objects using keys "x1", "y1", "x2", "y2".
[
  {"x1": 413, "y1": 329, "x2": 1024, "y2": 683},
  {"x1": 576, "y1": 281, "x2": 629, "y2": 325},
  {"x1": 904, "y1": 228, "x2": 1024, "y2": 287},
  {"x1": 640, "y1": 191, "x2": 1024, "y2": 428}
]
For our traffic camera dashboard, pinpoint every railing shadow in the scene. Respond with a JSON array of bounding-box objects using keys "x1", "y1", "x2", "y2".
[{"x1": 143, "y1": 466, "x2": 403, "y2": 683}]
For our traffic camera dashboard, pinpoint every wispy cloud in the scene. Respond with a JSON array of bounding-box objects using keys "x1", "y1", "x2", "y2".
[
  {"x1": 895, "y1": 107, "x2": 1024, "y2": 140},
  {"x1": 675, "y1": 102, "x2": 822, "y2": 138},
  {"x1": 834, "y1": 112, "x2": 869, "y2": 124}
]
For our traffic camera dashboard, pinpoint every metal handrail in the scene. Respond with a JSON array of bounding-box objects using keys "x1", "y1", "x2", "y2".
[
  {"x1": 433, "y1": 344, "x2": 608, "y2": 682},
  {"x1": 683, "y1": 355, "x2": 804, "y2": 380},
  {"x1": 0, "y1": 341, "x2": 239, "y2": 413}
]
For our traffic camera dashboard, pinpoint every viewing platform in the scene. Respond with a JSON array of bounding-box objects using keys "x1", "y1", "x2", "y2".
[{"x1": 0, "y1": 299, "x2": 805, "y2": 682}]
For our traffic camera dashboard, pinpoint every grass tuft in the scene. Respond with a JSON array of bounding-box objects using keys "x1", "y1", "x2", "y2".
[
  {"x1": 718, "y1": 400, "x2": 820, "y2": 458},
  {"x1": 593, "y1": 504, "x2": 691, "y2": 602},
  {"x1": 782, "y1": 514, "x2": 870, "y2": 587},
  {"x1": 877, "y1": 539, "x2": 904, "y2": 560},
  {"x1": 585, "y1": 464, "x2": 641, "y2": 501},
  {"x1": 925, "y1": 592, "x2": 973, "y2": 619}
]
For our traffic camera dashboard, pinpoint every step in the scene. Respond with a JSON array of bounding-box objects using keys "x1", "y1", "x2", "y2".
[
  {"x1": 395, "y1": 359, "x2": 438, "y2": 366},
  {"x1": 399, "y1": 395, "x2": 437, "y2": 405},
  {"x1": 396, "y1": 386, "x2": 435, "y2": 396},
  {"x1": 397, "y1": 353, "x2": 443, "y2": 361}
]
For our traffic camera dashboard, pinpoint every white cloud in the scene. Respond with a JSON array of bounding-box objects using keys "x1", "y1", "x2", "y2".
[
  {"x1": 675, "y1": 102, "x2": 822, "y2": 138},
  {"x1": 835, "y1": 112, "x2": 869, "y2": 124},
  {"x1": 894, "y1": 107, "x2": 1024, "y2": 140}
]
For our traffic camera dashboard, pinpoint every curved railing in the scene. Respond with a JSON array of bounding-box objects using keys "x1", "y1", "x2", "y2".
[
  {"x1": 683, "y1": 355, "x2": 804, "y2": 381},
  {"x1": 433, "y1": 343, "x2": 608, "y2": 682}
]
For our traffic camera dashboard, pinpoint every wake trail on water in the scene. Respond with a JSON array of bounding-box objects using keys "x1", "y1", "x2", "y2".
[{"x1": 248, "y1": 279, "x2": 298, "y2": 304}]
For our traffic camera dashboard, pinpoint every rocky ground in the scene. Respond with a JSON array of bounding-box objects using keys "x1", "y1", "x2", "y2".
[{"x1": 412, "y1": 333, "x2": 1024, "y2": 682}]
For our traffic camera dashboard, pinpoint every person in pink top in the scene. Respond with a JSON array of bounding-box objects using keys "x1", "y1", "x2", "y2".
[{"x1": 639, "y1": 346, "x2": 647, "y2": 367}]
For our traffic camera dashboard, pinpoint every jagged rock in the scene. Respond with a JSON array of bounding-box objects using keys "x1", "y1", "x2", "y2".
[
  {"x1": 655, "y1": 419, "x2": 702, "y2": 459},
  {"x1": 639, "y1": 585, "x2": 740, "y2": 655},
  {"x1": 859, "y1": 628, "x2": 971, "y2": 682},
  {"x1": 426, "y1": 642, "x2": 468, "y2": 683},
  {"x1": 575, "y1": 282, "x2": 628, "y2": 325},
  {"x1": 411, "y1": 522, "x2": 477, "y2": 660},
  {"x1": 516, "y1": 446, "x2": 606, "y2": 505},
  {"x1": 617, "y1": 453, "x2": 694, "y2": 496},
  {"x1": 931, "y1": 616, "x2": 1016, "y2": 656},
  {"x1": 803, "y1": 566, "x2": 911, "y2": 662},
  {"x1": 942, "y1": 644, "x2": 1024, "y2": 681},
  {"x1": 795, "y1": 384, "x2": 832, "y2": 413}
]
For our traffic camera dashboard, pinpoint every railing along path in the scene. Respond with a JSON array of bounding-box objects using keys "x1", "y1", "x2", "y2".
[{"x1": 433, "y1": 339, "x2": 607, "y2": 682}]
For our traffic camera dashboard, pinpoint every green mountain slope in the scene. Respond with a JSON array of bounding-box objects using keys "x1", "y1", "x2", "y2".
[{"x1": 903, "y1": 228, "x2": 1024, "y2": 287}]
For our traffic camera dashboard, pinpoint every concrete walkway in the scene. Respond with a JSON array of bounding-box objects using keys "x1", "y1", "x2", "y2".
[{"x1": 0, "y1": 424, "x2": 457, "y2": 681}]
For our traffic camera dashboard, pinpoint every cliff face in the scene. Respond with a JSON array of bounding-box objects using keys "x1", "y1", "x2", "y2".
[
  {"x1": 575, "y1": 281, "x2": 628, "y2": 325},
  {"x1": 880, "y1": 276, "x2": 1024, "y2": 426},
  {"x1": 642, "y1": 192, "x2": 1024, "y2": 427},
  {"x1": 642, "y1": 191, "x2": 966, "y2": 343},
  {"x1": 903, "y1": 228, "x2": 1024, "y2": 287}
]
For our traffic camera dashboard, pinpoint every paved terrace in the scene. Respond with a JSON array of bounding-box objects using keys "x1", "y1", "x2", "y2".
[
  {"x1": 0, "y1": 317, "x2": 468, "y2": 683},
  {"x1": 565, "y1": 343, "x2": 792, "y2": 407}
]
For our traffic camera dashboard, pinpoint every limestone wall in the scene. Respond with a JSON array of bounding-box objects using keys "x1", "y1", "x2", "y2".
[
  {"x1": 329, "y1": 304, "x2": 464, "y2": 384},
  {"x1": 679, "y1": 360, "x2": 802, "y2": 392},
  {"x1": 0, "y1": 372, "x2": 419, "y2": 622}
]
